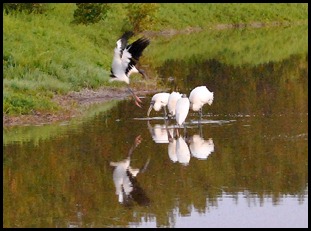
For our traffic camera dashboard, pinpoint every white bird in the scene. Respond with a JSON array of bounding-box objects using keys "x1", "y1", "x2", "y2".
[
  {"x1": 175, "y1": 94, "x2": 190, "y2": 127},
  {"x1": 147, "y1": 92, "x2": 170, "y2": 118},
  {"x1": 110, "y1": 31, "x2": 150, "y2": 108},
  {"x1": 167, "y1": 91, "x2": 182, "y2": 118},
  {"x1": 189, "y1": 86, "x2": 214, "y2": 121}
]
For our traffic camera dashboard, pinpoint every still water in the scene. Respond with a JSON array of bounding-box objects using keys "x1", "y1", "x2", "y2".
[{"x1": 3, "y1": 25, "x2": 308, "y2": 228}]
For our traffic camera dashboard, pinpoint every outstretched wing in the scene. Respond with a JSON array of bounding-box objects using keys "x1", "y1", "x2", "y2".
[
  {"x1": 122, "y1": 37, "x2": 150, "y2": 76},
  {"x1": 117, "y1": 31, "x2": 134, "y2": 58},
  {"x1": 111, "y1": 31, "x2": 134, "y2": 78}
]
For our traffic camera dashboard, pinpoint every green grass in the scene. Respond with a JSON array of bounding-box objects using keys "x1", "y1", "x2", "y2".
[{"x1": 3, "y1": 3, "x2": 308, "y2": 116}]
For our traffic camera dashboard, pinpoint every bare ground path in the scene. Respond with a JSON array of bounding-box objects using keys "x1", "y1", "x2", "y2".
[{"x1": 3, "y1": 87, "x2": 159, "y2": 127}]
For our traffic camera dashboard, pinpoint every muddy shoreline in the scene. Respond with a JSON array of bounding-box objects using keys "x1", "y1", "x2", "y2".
[{"x1": 3, "y1": 87, "x2": 159, "y2": 127}]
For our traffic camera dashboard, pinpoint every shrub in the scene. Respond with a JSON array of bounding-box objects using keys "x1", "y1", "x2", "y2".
[
  {"x1": 3, "y1": 3, "x2": 48, "y2": 14},
  {"x1": 125, "y1": 3, "x2": 159, "y2": 33},
  {"x1": 72, "y1": 3, "x2": 110, "y2": 25}
]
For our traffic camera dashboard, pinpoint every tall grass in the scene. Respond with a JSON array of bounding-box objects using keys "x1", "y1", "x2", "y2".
[{"x1": 3, "y1": 3, "x2": 308, "y2": 116}]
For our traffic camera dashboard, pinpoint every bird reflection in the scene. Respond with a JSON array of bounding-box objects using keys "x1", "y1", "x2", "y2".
[
  {"x1": 165, "y1": 122, "x2": 215, "y2": 165},
  {"x1": 147, "y1": 121, "x2": 173, "y2": 144},
  {"x1": 166, "y1": 125, "x2": 191, "y2": 166},
  {"x1": 188, "y1": 135, "x2": 214, "y2": 160},
  {"x1": 110, "y1": 135, "x2": 150, "y2": 207}
]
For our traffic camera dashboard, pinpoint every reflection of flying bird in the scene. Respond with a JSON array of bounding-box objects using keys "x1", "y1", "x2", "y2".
[
  {"x1": 189, "y1": 86, "x2": 214, "y2": 120},
  {"x1": 110, "y1": 135, "x2": 150, "y2": 207},
  {"x1": 175, "y1": 94, "x2": 190, "y2": 127},
  {"x1": 167, "y1": 91, "x2": 182, "y2": 119},
  {"x1": 110, "y1": 31, "x2": 150, "y2": 108},
  {"x1": 147, "y1": 92, "x2": 170, "y2": 118},
  {"x1": 188, "y1": 135, "x2": 214, "y2": 160}
]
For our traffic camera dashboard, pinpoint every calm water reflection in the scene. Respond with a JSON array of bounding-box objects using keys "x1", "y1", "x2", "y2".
[{"x1": 3, "y1": 26, "x2": 308, "y2": 228}]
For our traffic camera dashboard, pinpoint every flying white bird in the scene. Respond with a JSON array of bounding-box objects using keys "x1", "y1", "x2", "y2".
[
  {"x1": 110, "y1": 31, "x2": 150, "y2": 108},
  {"x1": 167, "y1": 91, "x2": 182, "y2": 119},
  {"x1": 147, "y1": 92, "x2": 170, "y2": 118},
  {"x1": 189, "y1": 86, "x2": 214, "y2": 121},
  {"x1": 175, "y1": 94, "x2": 190, "y2": 127}
]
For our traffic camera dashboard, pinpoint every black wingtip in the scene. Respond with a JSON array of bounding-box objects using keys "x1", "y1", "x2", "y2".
[
  {"x1": 127, "y1": 37, "x2": 150, "y2": 61},
  {"x1": 121, "y1": 31, "x2": 134, "y2": 40}
]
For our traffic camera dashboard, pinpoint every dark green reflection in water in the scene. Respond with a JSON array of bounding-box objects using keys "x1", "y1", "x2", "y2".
[
  {"x1": 3, "y1": 31, "x2": 308, "y2": 228},
  {"x1": 158, "y1": 53, "x2": 308, "y2": 117},
  {"x1": 148, "y1": 25, "x2": 308, "y2": 66}
]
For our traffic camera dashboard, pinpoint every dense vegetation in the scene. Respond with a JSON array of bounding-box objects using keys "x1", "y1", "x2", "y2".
[{"x1": 3, "y1": 3, "x2": 308, "y2": 116}]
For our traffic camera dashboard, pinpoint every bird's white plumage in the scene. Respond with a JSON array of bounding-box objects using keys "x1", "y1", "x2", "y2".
[
  {"x1": 110, "y1": 32, "x2": 150, "y2": 108},
  {"x1": 167, "y1": 91, "x2": 182, "y2": 117},
  {"x1": 189, "y1": 86, "x2": 214, "y2": 111},
  {"x1": 152, "y1": 92, "x2": 170, "y2": 111},
  {"x1": 111, "y1": 39, "x2": 131, "y2": 84},
  {"x1": 175, "y1": 95, "x2": 190, "y2": 126},
  {"x1": 147, "y1": 92, "x2": 170, "y2": 116}
]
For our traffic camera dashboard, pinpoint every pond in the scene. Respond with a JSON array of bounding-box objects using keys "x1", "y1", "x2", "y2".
[{"x1": 3, "y1": 25, "x2": 308, "y2": 228}]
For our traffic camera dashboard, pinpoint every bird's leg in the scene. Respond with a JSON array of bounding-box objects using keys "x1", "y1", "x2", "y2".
[
  {"x1": 140, "y1": 157, "x2": 151, "y2": 173},
  {"x1": 164, "y1": 118, "x2": 173, "y2": 142},
  {"x1": 199, "y1": 123, "x2": 203, "y2": 138},
  {"x1": 198, "y1": 108, "x2": 203, "y2": 123},
  {"x1": 128, "y1": 135, "x2": 142, "y2": 158},
  {"x1": 127, "y1": 86, "x2": 142, "y2": 108},
  {"x1": 183, "y1": 122, "x2": 187, "y2": 137},
  {"x1": 163, "y1": 106, "x2": 168, "y2": 120},
  {"x1": 176, "y1": 127, "x2": 180, "y2": 137}
]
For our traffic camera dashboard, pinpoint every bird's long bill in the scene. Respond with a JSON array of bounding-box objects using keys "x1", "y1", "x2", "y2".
[
  {"x1": 127, "y1": 86, "x2": 142, "y2": 108},
  {"x1": 147, "y1": 105, "x2": 153, "y2": 117},
  {"x1": 147, "y1": 102, "x2": 154, "y2": 117},
  {"x1": 140, "y1": 70, "x2": 148, "y2": 79}
]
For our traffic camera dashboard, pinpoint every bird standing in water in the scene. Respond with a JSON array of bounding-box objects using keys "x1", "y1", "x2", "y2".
[
  {"x1": 110, "y1": 31, "x2": 150, "y2": 108},
  {"x1": 175, "y1": 94, "x2": 190, "y2": 128},
  {"x1": 147, "y1": 92, "x2": 170, "y2": 119},
  {"x1": 167, "y1": 91, "x2": 182, "y2": 119},
  {"x1": 189, "y1": 86, "x2": 214, "y2": 121}
]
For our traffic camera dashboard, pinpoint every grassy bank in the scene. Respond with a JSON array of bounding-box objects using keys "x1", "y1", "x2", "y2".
[{"x1": 3, "y1": 3, "x2": 308, "y2": 116}]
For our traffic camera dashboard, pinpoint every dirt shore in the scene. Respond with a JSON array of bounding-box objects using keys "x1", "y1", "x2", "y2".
[{"x1": 3, "y1": 87, "x2": 158, "y2": 127}]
